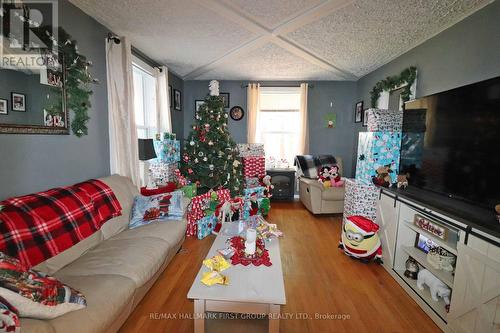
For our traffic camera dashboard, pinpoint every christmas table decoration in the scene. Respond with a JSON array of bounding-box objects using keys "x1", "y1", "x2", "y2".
[{"x1": 229, "y1": 236, "x2": 272, "y2": 267}]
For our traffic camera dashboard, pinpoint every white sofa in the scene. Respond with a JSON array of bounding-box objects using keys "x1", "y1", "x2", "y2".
[{"x1": 21, "y1": 174, "x2": 188, "y2": 333}]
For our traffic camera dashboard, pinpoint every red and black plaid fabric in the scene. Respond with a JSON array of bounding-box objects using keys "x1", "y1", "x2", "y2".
[{"x1": 0, "y1": 179, "x2": 121, "y2": 268}]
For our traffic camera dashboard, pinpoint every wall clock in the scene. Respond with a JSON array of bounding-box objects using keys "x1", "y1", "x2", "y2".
[{"x1": 230, "y1": 106, "x2": 245, "y2": 121}]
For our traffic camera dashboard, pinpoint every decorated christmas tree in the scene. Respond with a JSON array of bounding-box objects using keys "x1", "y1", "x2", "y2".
[{"x1": 181, "y1": 80, "x2": 244, "y2": 196}]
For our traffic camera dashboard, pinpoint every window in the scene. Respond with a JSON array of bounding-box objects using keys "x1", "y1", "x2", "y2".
[
  {"x1": 257, "y1": 87, "x2": 302, "y2": 166},
  {"x1": 133, "y1": 58, "x2": 157, "y2": 139}
]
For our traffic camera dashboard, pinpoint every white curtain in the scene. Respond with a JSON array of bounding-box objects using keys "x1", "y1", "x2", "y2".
[
  {"x1": 106, "y1": 37, "x2": 140, "y2": 186},
  {"x1": 247, "y1": 83, "x2": 260, "y2": 143},
  {"x1": 299, "y1": 83, "x2": 309, "y2": 154},
  {"x1": 154, "y1": 66, "x2": 172, "y2": 133}
]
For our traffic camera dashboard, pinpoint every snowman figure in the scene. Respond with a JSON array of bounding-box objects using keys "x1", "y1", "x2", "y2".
[{"x1": 208, "y1": 80, "x2": 219, "y2": 96}]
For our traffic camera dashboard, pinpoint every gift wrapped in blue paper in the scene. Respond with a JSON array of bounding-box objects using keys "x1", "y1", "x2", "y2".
[
  {"x1": 197, "y1": 214, "x2": 217, "y2": 239},
  {"x1": 154, "y1": 138, "x2": 180, "y2": 164}
]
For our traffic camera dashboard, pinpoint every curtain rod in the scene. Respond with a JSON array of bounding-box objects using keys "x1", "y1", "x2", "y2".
[
  {"x1": 240, "y1": 83, "x2": 314, "y2": 89},
  {"x1": 131, "y1": 46, "x2": 163, "y2": 72}
]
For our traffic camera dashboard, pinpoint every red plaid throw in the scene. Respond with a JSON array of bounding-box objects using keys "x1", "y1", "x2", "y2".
[{"x1": 0, "y1": 179, "x2": 121, "y2": 267}]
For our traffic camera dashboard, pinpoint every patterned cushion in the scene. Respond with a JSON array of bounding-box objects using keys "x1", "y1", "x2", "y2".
[
  {"x1": 0, "y1": 296, "x2": 20, "y2": 333},
  {"x1": 129, "y1": 190, "x2": 185, "y2": 229},
  {"x1": 0, "y1": 252, "x2": 86, "y2": 320}
]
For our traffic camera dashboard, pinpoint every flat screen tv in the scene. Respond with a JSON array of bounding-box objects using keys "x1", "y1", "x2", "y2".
[{"x1": 401, "y1": 76, "x2": 500, "y2": 209}]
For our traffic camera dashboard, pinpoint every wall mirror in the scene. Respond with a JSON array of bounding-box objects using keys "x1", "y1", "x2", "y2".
[{"x1": 0, "y1": 43, "x2": 68, "y2": 134}]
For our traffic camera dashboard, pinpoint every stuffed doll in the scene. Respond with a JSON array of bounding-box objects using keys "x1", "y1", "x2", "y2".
[
  {"x1": 329, "y1": 165, "x2": 344, "y2": 187},
  {"x1": 261, "y1": 175, "x2": 274, "y2": 198},
  {"x1": 318, "y1": 166, "x2": 333, "y2": 188},
  {"x1": 248, "y1": 192, "x2": 259, "y2": 216},
  {"x1": 372, "y1": 165, "x2": 393, "y2": 187}
]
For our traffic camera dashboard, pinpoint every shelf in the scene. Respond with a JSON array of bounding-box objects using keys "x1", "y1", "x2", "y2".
[
  {"x1": 403, "y1": 221, "x2": 458, "y2": 255},
  {"x1": 402, "y1": 246, "x2": 454, "y2": 288},
  {"x1": 395, "y1": 269, "x2": 448, "y2": 322}
]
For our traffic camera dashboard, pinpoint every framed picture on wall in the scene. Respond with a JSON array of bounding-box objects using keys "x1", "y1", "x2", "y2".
[
  {"x1": 362, "y1": 109, "x2": 369, "y2": 127},
  {"x1": 169, "y1": 85, "x2": 173, "y2": 108},
  {"x1": 11, "y1": 92, "x2": 26, "y2": 112},
  {"x1": 195, "y1": 100, "x2": 205, "y2": 112},
  {"x1": 220, "y1": 92, "x2": 230, "y2": 108},
  {"x1": 0, "y1": 99, "x2": 7, "y2": 115},
  {"x1": 354, "y1": 101, "x2": 363, "y2": 123},
  {"x1": 174, "y1": 89, "x2": 181, "y2": 111}
]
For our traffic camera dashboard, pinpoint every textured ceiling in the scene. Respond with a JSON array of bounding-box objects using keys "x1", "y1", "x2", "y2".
[{"x1": 69, "y1": 0, "x2": 493, "y2": 80}]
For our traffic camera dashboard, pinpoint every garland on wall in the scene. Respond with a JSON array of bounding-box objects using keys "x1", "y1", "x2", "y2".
[
  {"x1": 6, "y1": 5, "x2": 98, "y2": 137},
  {"x1": 39, "y1": 27, "x2": 99, "y2": 137},
  {"x1": 369, "y1": 66, "x2": 417, "y2": 108}
]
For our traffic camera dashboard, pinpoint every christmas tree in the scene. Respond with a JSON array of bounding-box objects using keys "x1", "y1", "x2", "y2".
[{"x1": 181, "y1": 81, "x2": 244, "y2": 196}]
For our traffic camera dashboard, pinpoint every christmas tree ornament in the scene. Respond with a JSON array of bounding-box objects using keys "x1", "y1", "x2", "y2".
[
  {"x1": 208, "y1": 141, "x2": 214, "y2": 146},
  {"x1": 194, "y1": 158, "x2": 199, "y2": 163},
  {"x1": 203, "y1": 156, "x2": 208, "y2": 162},
  {"x1": 208, "y1": 80, "x2": 220, "y2": 96},
  {"x1": 190, "y1": 141, "x2": 195, "y2": 146},
  {"x1": 209, "y1": 164, "x2": 214, "y2": 170}
]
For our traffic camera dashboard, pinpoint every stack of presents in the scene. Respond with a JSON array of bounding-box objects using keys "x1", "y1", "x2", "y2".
[
  {"x1": 185, "y1": 143, "x2": 274, "y2": 239},
  {"x1": 151, "y1": 132, "x2": 181, "y2": 185},
  {"x1": 339, "y1": 109, "x2": 403, "y2": 263}
]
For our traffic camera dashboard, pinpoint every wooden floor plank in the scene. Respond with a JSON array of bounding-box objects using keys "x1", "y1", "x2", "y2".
[{"x1": 119, "y1": 201, "x2": 441, "y2": 333}]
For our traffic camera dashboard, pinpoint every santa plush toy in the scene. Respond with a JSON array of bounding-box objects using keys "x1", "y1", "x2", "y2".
[{"x1": 339, "y1": 215, "x2": 383, "y2": 264}]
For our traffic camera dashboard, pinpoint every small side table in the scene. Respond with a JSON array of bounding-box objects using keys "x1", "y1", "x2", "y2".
[
  {"x1": 140, "y1": 183, "x2": 177, "y2": 196},
  {"x1": 266, "y1": 169, "x2": 296, "y2": 201}
]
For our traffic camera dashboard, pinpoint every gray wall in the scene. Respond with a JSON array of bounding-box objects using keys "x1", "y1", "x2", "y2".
[
  {"x1": 0, "y1": 0, "x2": 110, "y2": 200},
  {"x1": 184, "y1": 80, "x2": 358, "y2": 177},
  {"x1": 169, "y1": 71, "x2": 184, "y2": 140},
  {"x1": 354, "y1": 0, "x2": 500, "y2": 174}
]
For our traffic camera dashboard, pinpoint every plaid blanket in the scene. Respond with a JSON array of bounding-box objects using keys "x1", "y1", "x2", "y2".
[
  {"x1": 0, "y1": 180, "x2": 121, "y2": 268},
  {"x1": 295, "y1": 155, "x2": 337, "y2": 178}
]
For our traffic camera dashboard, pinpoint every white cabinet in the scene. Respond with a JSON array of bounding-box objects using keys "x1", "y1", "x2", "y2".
[
  {"x1": 376, "y1": 192, "x2": 399, "y2": 271},
  {"x1": 448, "y1": 236, "x2": 500, "y2": 333}
]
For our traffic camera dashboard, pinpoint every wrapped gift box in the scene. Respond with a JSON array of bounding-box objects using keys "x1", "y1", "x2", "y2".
[
  {"x1": 366, "y1": 108, "x2": 403, "y2": 132},
  {"x1": 343, "y1": 178, "x2": 379, "y2": 223},
  {"x1": 197, "y1": 215, "x2": 217, "y2": 239},
  {"x1": 186, "y1": 188, "x2": 231, "y2": 237},
  {"x1": 237, "y1": 143, "x2": 265, "y2": 158},
  {"x1": 245, "y1": 177, "x2": 260, "y2": 188},
  {"x1": 242, "y1": 186, "x2": 265, "y2": 219},
  {"x1": 181, "y1": 184, "x2": 197, "y2": 198},
  {"x1": 242, "y1": 156, "x2": 266, "y2": 178},
  {"x1": 150, "y1": 162, "x2": 178, "y2": 186},
  {"x1": 355, "y1": 131, "x2": 401, "y2": 185},
  {"x1": 154, "y1": 138, "x2": 180, "y2": 164}
]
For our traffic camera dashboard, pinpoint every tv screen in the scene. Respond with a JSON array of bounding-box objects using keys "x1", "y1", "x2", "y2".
[{"x1": 401, "y1": 76, "x2": 500, "y2": 209}]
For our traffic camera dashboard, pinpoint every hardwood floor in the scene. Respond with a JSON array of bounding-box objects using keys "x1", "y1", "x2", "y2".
[{"x1": 119, "y1": 201, "x2": 441, "y2": 333}]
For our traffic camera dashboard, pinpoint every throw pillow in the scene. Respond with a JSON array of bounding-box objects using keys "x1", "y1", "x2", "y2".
[
  {"x1": 129, "y1": 190, "x2": 185, "y2": 229},
  {"x1": 0, "y1": 296, "x2": 20, "y2": 333},
  {"x1": 295, "y1": 155, "x2": 318, "y2": 178},
  {"x1": 0, "y1": 252, "x2": 86, "y2": 320}
]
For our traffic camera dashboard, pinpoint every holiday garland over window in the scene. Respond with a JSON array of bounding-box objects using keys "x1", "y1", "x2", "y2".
[
  {"x1": 181, "y1": 82, "x2": 244, "y2": 196},
  {"x1": 370, "y1": 66, "x2": 417, "y2": 108}
]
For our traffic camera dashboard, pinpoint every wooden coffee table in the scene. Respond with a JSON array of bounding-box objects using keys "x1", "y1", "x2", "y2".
[{"x1": 187, "y1": 222, "x2": 286, "y2": 333}]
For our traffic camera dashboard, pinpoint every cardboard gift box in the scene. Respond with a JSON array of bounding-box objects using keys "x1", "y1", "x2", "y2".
[
  {"x1": 237, "y1": 143, "x2": 265, "y2": 158},
  {"x1": 366, "y1": 108, "x2": 403, "y2": 132},
  {"x1": 343, "y1": 178, "x2": 379, "y2": 223},
  {"x1": 150, "y1": 162, "x2": 178, "y2": 186},
  {"x1": 242, "y1": 156, "x2": 266, "y2": 178},
  {"x1": 242, "y1": 186, "x2": 265, "y2": 219},
  {"x1": 355, "y1": 131, "x2": 401, "y2": 185},
  {"x1": 154, "y1": 138, "x2": 180, "y2": 164},
  {"x1": 186, "y1": 188, "x2": 231, "y2": 237},
  {"x1": 197, "y1": 215, "x2": 217, "y2": 240}
]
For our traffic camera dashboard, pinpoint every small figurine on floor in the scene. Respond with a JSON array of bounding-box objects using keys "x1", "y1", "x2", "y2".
[{"x1": 339, "y1": 215, "x2": 383, "y2": 264}]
